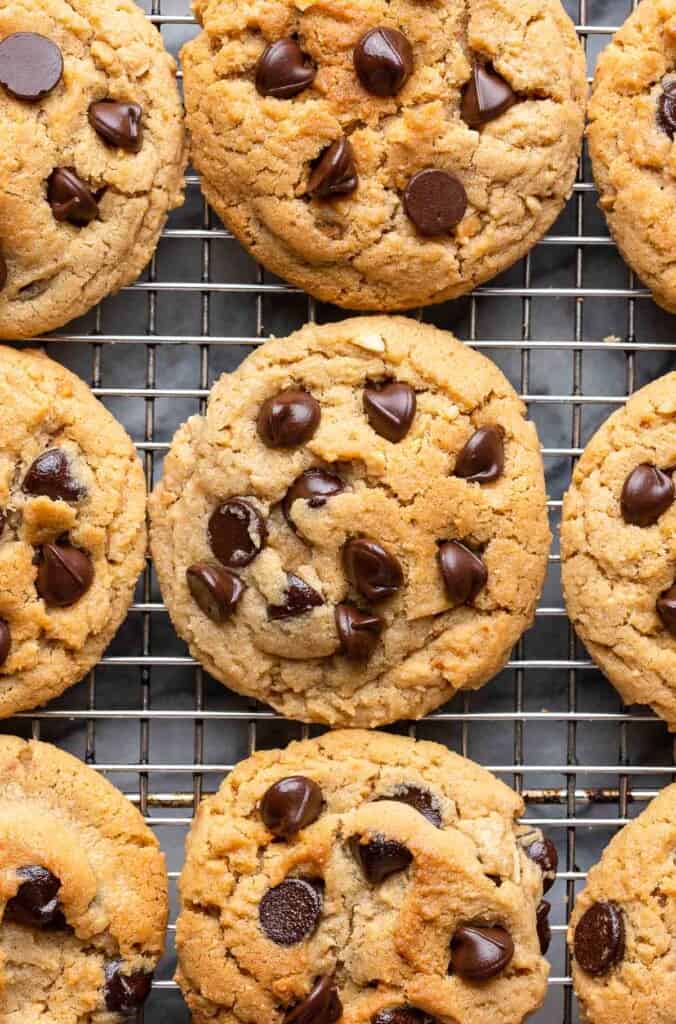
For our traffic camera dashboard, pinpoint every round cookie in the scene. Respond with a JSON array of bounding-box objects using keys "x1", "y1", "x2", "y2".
[
  {"x1": 180, "y1": 0, "x2": 586, "y2": 311},
  {"x1": 0, "y1": 345, "x2": 147, "y2": 717},
  {"x1": 0, "y1": 736, "x2": 168, "y2": 1021},
  {"x1": 176, "y1": 729, "x2": 553, "y2": 1024},
  {"x1": 561, "y1": 373, "x2": 676, "y2": 726},
  {"x1": 568, "y1": 783, "x2": 676, "y2": 1023},
  {"x1": 0, "y1": 0, "x2": 186, "y2": 340},
  {"x1": 149, "y1": 316, "x2": 551, "y2": 727},
  {"x1": 588, "y1": 0, "x2": 676, "y2": 313}
]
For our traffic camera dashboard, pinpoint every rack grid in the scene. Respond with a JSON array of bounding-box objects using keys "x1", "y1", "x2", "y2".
[{"x1": 4, "y1": 0, "x2": 676, "y2": 1020}]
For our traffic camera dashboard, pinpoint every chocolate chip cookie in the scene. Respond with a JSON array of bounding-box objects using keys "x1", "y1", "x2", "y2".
[
  {"x1": 180, "y1": 0, "x2": 586, "y2": 310},
  {"x1": 0, "y1": 736, "x2": 168, "y2": 1021},
  {"x1": 568, "y1": 782, "x2": 676, "y2": 1024},
  {"x1": 561, "y1": 373, "x2": 676, "y2": 726},
  {"x1": 0, "y1": 345, "x2": 147, "y2": 716},
  {"x1": 149, "y1": 316, "x2": 551, "y2": 727},
  {"x1": 176, "y1": 729, "x2": 554, "y2": 1024},
  {"x1": 0, "y1": 0, "x2": 186, "y2": 340},
  {"x1": 588, "y1": 0, "x2": 676, "y2": 312}
]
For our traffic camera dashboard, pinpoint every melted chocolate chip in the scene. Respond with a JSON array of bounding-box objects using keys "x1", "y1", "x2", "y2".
[
  {"x1": 48, "y1": 168, "x2": 99, "y2": 225},
  {"x1": 354, "y1": 27, "x2": 413, "y2": 97},
  {"x1": 536, "y1": 900, "x2": 551, "y2": 955},
  {"x1": 461, "y1": 62, "x2": 516, "y2": 128},
  {"x1": 257, "y1": 389, "x2": 321, "y2": 449},
  {"x1": 22, "y1": 449, "x2": 84, "y2": 502},
  {"x1": 256, "y1": 38, "x2": 316, "y2": 98},
  {"x1": 438, "y1": 540, "x2": 487, "y2": 605},
  {"x1": 454, "y1": 426, "x2": 505, "y2": 483},
  {"x1": 0, "y1": 33, "x2": 63, "y2": 101},
  {"x1": 36, "y1": 543, "x2": 94, "y2": 607},
  {"x1": 104, "y1": 961, "x2": 153, "y2": 1014},
  {"x1": 525, "y1": 837, "x2": 558, "y2": 893},
  {"x1": 350, "y1": 834, "x2": 413, "y2": 883},
  {"x1": 372, "y1": 1009, "x2": 436, "y2": 1024},
  {"x1": 259, "y1": 878, "x2": 324, "y2": 945},
  {"x1": 283, "y1": 468, "x2": 344, "y2": 531},
  {"x1": 0, "y1": 619, "x2": 9, "y2": 668},
  {"x1": 307, "y1": 138, "x2": 358, "y2": 198},
  {"x1": 363, "y1": 381, "x2": 416, "y2": 443},
  {"x1": 4, "y1": 866, "x2": 63, "y2": 928},
  {"x1": 268, "y1": 573, "x2": 324, "y2": 619},
  {"x1": 208, "y1": 498, "x2": 267, "y2": 569},
  {"x1": 335, "y1": 604, "x2": 382, "y2": 661},
  {"x1": 343, "y1": 538, "x2": 403, "y2": 602},
  {"x1": 284, "y1": 976, "x2": 343, "y2": 1024},
  {"x1": 657, "y1": 584, "x2": 676, "y2": 636},
  {"x1": 450, "y1": 924, "x2": 514, "y2": 980},
  {"x1": 186, "y1": 562, "x2": 244, "y2": 621},
  {"x1": 376, "y1": 785, "x2": 442, "y2": 828},
  {"x1": 261, "y1": 776, "x2": 323, "y2": 838},
  {"x1": 657, "y1": 79, "x2": 676, "y2": 139},
  {"x1": 403, "y1": 169, "x2": 467, "y2": 236},
  {"x1": 89, "y1": 100, "x2": 143, "y2": 151},
  {"x1": 620, "y1": 463, "x2": 674, "y2": 526},
  {"x1": 573, "y1": 901, "x2": 625, "y2": 976}
]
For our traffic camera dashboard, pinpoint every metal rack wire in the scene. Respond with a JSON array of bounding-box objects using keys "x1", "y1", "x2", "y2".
[{"x1": 4, "y1": 0, "x2": 676, "y2": 1020}]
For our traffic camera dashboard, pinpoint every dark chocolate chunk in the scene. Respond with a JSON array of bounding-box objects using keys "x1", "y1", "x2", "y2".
[
  {"x1": 22, "y1": 449, "x2": 84, "y2": 502},
  {"x1": 354, "y1": 27, "x2": 413, "y2": 97},
  {"x1": 335, "y1": 604, "x2": 382, "y2": 661},
  {"x1": 282, "y1": 468, "x2": 344, "y2": 531},
  {"x1": 525, "y1": 836, "x2": 558, "y2": 893},
  {"x1": 376, "y1": 785, "x2": 442, "y2": 828},
  {"x1": 343, "y1": 538, "x2": 403, "y2": 602},
  {"x1": 208, "y1": 498, "x2": 267, "y2": 569},
  {"x1": 4, "y1": 866, "x2": 63, "y2": 928},
  {"x1": 89, "y1": 100, "x2": 143, "y2": 151},
  {"x1": 620, "y1": 463, "x2": 674, "y2": 526},
  {"x1": 573, "y1": 901, "x2": 625, "y2": 976},
  {"x1": 454, "y1": 426, "x2": 505, "y2": 483},
  {"x1": 261, "y1": 776, "x2": 323, "y2": 838},
  {"x1": 372, "y1": 1008, "x2": 435, "y2": 1024},
  {"x1": 0, "y1": 33, "x2": 63, "y2": 101},
  {"x1": 438, "y1": 540, "x2": 487, "y2": 605},
  {"x1": 36, "y1": 542, "x2": 94, "y2": 607},
  {"x1": 536, "y1": 900, "x2": 551, "y2": 955},
  {"x1": 0, "y1": 250, "x2": 7, "y2": 290},
  {"x1": 450, "y1": 924, "x2": 514, "y2": 980},
  {"x1": 255, "y1": 38, "x2": 316, "y2": 98},
  {"x1": 307, "y1": 138, "x2": 358, "y2": 198},
  {"x1": 657, "y1": 584, "x2": 676, "y2": 636},
  {"x1": 258, "y1": 389, "x2": 321, "y2": 449},
  {"x1": 657, "y1": 79, "x2": 676, "y2": 139},
  {"x1": 48, "y1": 168, "x2": 99, "y2": 225},
  {"x1": 186, "y1": 562, "x2": 244, "y2": 621},
  {"x1": 461, "y1": 62, "x2": 516, "y2": 128},
  {"x1": 0, "y1": 619, "x2": 9, "y2": 668},
  {"x1": 104, "y1": 961, "x2": 153, "y2": 1014},
  {"x1": 350, "y1": 834, "x2": 413, "y2": 883},
  {"x1": 363, "y1": 381, "x2": 416, "y2": 443},
  {"x1": 403, "y1": 169, "x2": 467, "y2": 236},
  {"x1": 268, "y1": 573, "x2": 324, "y2": 619},
  {"x1": 284, "y1": 975, "x2": 343, "y2": 1024},
  {"x1": 259, "y1": 878, "x2": 324, "y2": 945}
]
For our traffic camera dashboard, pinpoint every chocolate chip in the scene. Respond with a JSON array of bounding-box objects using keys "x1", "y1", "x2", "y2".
[
  {"x1": 256, "y1": 38, "x2": 316, "y2": 98},
  {"x1": 259, "y1": 878, "x2": 323, "y2": 945},
  {"x1": 208, "y1": 498, "x2": 267, "y2": 569},
  {"x1": 0, "y1": 619, "x2": 9, "y2": 668},
  {"x1": 89, "y1": 100, "x2": 143, "y2": 151},
  {"x1": 4, "y1": 866, "x2": 63, "y2": 928},
  {"x1": 455, "y1": 426, "x2": 505, "y2": 483},
  {"x1": 335, "y1": 604, "x2": 382, "y2": 661},
  {"x1": 621, "y1": 463, "x2": 675, "y2": 526},
  {"x1": 307, "y1": 138, "x2": 358, "y2": 199},
  {"x1": 284, "y1": 976, "x2": 343, "y2": 1024},
  {"x1": 22, "y1": 449, "x2": 84, "y2": 502},
  {"x1": 657, "y1": 584, "x2": 676, "y2": 636},
  {"x1": 657, "y1": 80, "x2": 676, "y2": 139},
  {"x1": 268, "y1": 573, "x2": 324, "y2": 619},
  {"x1": 573, "y1": 901, "x2": 625, "y2": 976},
  {"x1": 261, "y1": 776, "x2": 323, "y2": 838},
  {"x1": 257, "y1": 389, "x2": 321, "y2": 449},
  {"x1": 403, "y1": 169, "x2": 467, "y2": 236},
  {"x1": 376, "y1": 785, "x2": 442, "y2": 828},
  {"x1": 343, "y1": 538, "x2": 403, "y2": 602},
  {"x1": 186, "y1": 562, "x2": 244, "y2": 622},
  {"x1": 461, "y1": 62, "x2": 516, "y2": 129},
  {"x1": 36, "y1": 543, "x2": 94, "y2": 607},
  {"x1": 363, "y1": 381, "x2": 416, "y2": 443},
  {"x1": 350, "y1": 834, "x2": 413, "y2": 883},
  {"x1": 525, "y1": 837, "x2": 558, "y2": 893},
  {"x1": 372, "y1": 1008, "x2": 436, "y2": 1024},
  {"x1": 450, "y1": 924, "x2": 514, "y2": 980},
  {"x1": 354, "y1": 27, "x2": 413, "y2": 97},
  {"x1": 0, "y1": 250, "x2": 6, "y2": 291},
  {"x1": 104, "y1": 961, "x2": 153, "y2": 1014},
  {"x1": 0, "y1": 510, "x2": 5, "y2": 535},
  {"x1": 48, "y1": 168, "x2": 99, "y2": 225},
  {"x1": 0, "y1": 33, "x2": 63, "y2": 101},
  {"x1": 438, "y1": 540, "x2": 487, "y2": 605},
  {"x1": 282, "y1": 468, "x2": 344, "y2": 531},
  {"x1": 536, "y1": 901, "x2": 551, "y2": 955}
]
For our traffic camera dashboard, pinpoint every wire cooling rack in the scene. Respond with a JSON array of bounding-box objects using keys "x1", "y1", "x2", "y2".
[{"x1": 3, "y1": 0, "x2": 676, "y2": 1020}]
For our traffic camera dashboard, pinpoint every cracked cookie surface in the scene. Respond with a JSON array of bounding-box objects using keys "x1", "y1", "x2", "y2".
[
  {"x1": 0, "y1": 736, "x2": 168, "y2": 1022},
  {"x1": 561, "y1": 372, "x2": 676, "y2": 726},
  {"x1": 176, "y1": 729, "x2": 551, "y2": 1024},
  {"x1": 0, "y1": 0, "x2": 186, "y2": 340},
  {"x1": 0, "y1": 345, "x2": 147, "y2": 717},
  {"x1": 589, "y1": 0, "x2": 676, "y2": 313},
  {"x1": 149, "y1": 316, "x2": 550, "y2": 727},
  {"x1": 180, "y1": 0, "x2": 586, "y2": 311}
]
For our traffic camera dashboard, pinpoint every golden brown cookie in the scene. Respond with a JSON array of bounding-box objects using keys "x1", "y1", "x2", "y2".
[{"x1": 176, "y1": 729, "x2": 553, "y2": 1024}]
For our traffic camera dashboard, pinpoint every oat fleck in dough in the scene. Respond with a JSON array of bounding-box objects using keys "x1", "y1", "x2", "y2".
[
  {"x1": 561, "y1": 372, "x2": 676, "y2": 726},
  {"x1": 0, "y1": 737, "x2": 168, "y2": 1022},
  {"x1": 149, "y1": 316, "x2": 551, "y2": 727},
  {"x1": 180, "y1": 0, "x2": 587, "y2": 311},
  {"x1": 0, "y1": 346, "x2": 147, "y2": 717},
  {"x1": 176, "y1": 730, "x2": 552, "y2": 1024},
  {"x1": 0, "y1": 0, "x2": 187, "y2": 340},
  {"x1": 589, "y1": 0, "x2": 676, "y2": 313},
  {"x1": 568, "y1": 782, "x2": 676, "y2": 1023}
]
